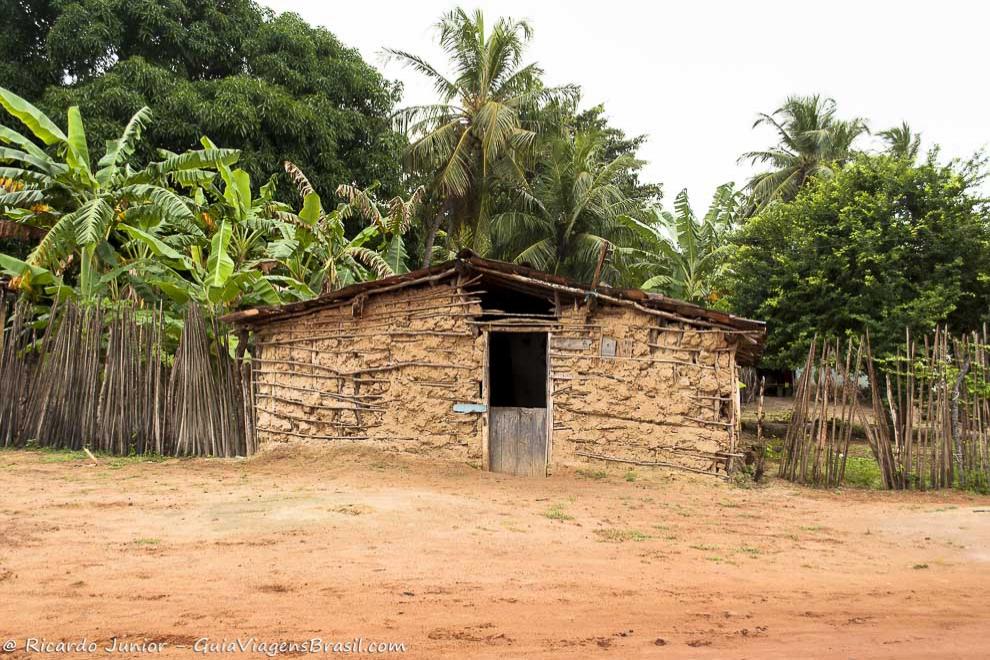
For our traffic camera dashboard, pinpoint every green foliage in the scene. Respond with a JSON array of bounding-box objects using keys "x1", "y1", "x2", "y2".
[
  {"x1": 543, "y1": 504, "x2": 574, "y2": 521},
  {"x1": 622, "y1": 184, "x2": 742, "y2": 305},
  {"x1": 594, "y1": 528, "x2": 651, "y2": 542},
  {"x1": 570, "y1": 103, "x2": 662, "y2": 204},
  {"x1": 491, "y1": 131, "x2": 637, "y2": 282},
  {"x1": 4, "y1": 0, "x2": 405, "y2": 203},
  {"x1": 879, "y1": 122, "x2": 922, "y2": 162},
  {"x1": 727, "y1": 153, "x2": 990, "y2": 367},
  {"x1": 389, "y1": 8, "x2": 577, "y2": 258},
  {"x1": 0, "y1": 91, "x2": 406, "y2": 317},
  {"x1": 337, "y1": 182, "x2": 425, "y2": 275},
  {"x1": 741, "y1": 95, "x2": 867, "y2": 212},
  {"x1": 842, "y1": 456, "x2": 884, "y2": 490},
  {"x1": 0, "y1": 87, "x2": 217, "y2": 301}
]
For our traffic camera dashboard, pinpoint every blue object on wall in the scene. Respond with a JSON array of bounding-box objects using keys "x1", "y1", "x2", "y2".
[{"x1": 453, "y1": 403, "x2": 488, "y2": 413}]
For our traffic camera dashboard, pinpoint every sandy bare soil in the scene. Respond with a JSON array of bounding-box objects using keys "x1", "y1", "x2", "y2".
[{"x1": 1, "y1": 446, "x2": 989, "y2": 659}]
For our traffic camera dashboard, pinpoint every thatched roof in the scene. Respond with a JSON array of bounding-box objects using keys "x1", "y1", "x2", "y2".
[{"x1": 222, "y1": 250, "x2": 766, "y2": 365}]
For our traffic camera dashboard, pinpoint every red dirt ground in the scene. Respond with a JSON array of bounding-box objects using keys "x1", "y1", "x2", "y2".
[{"x1": 1, "y1": 445, "x2": 989, "y2": 659}]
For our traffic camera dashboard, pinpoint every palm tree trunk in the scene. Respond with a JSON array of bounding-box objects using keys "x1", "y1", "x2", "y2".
[{"x1": 422, "y1": 206, "x2": 445, "y2": 267}]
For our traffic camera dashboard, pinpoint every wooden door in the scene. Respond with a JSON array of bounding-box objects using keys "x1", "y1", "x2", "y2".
[{"x1": 489, "y1": 407, "x2": 547, "y2": 477}]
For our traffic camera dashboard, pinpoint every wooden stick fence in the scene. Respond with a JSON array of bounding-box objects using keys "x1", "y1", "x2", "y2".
[
  {"x1": 0, "y1": 295, "x2": 254, "y2": 457},
  {"x1": 781, "y1": 329, "x2": 990, "y2": 490},
  {"x1": 882, "y1": 327, "x2": 990, "y2": 490},
  {"x1": 778, "y1": 336, "x2": 863, "y2": 487}
]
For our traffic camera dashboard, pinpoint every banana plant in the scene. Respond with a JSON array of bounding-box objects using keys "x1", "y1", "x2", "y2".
[
  {"x1": 275, "y1": 162, "x2": 395, "y2": 294},
  {"x1": 622, "y1": 184, "x2": 741, "y2": 305},
  {"x1": 124, "y1": 218, "x2": 281, "y2": 315},
  {"x1": 336, "y1": 180, "x2": 425, "y2": 275},
  {"x1": 0, "y1": 85, "x2": 236, "y2": 300}
]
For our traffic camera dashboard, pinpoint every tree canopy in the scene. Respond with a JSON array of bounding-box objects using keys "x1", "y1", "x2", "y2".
[
  {"x1": 2, "y1": 4, "x2": 989, "y2": 375},
  {"x1": 727, "y1": 153, "x2": 990, "y2": 367},
  {"x1": 622, "y1": 185, "x2": 741, "y2": 305},
  {"x1": 2, "y1": 0, "x2": 406, "y2": 202}
]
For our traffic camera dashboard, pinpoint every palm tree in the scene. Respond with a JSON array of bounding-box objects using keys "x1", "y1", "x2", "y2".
[
  {"x1": 623, "y1": 185, "x2": 741, "y2": 305},
  {"x1": 879, "y1": 122, "x2": 921, "y2": 161},
  {"x1": 491, "y1": 132, "x2": 637, "y2": 283},
  {"x1": 387, "y1": 8, "x2": 576, "y2": 262},
  {"x1": 740, "y1": 95, "x2": 867, "y2": 212}
]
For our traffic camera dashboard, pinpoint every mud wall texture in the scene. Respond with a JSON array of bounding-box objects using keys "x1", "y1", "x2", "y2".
[
  {"x1": 252, "y1": 280, "x2": 487, "y2": 462},
  {"x1": 549, "y1": 304, "x2": 740, "y2": 473},
  {"x1": 250, "y1": 283, "x2": 741, "y2": 474}
]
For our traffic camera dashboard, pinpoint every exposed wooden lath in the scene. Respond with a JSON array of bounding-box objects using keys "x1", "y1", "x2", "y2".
[{"x1": 221, "y1": 251, "x2": 767, "y2": 365}]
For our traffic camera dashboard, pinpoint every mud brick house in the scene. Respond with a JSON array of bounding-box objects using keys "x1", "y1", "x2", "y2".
[{"x1": 223, "y1": 251, "x2": 766, "y2": 477}]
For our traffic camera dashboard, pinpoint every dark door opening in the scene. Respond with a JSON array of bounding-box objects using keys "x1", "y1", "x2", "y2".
[
  {"x1": 489, "y1": 332, "x2": 547, "y2": 407},
  {"x1": 487, "y1": 332, "x2": 548, "y2": 477}
]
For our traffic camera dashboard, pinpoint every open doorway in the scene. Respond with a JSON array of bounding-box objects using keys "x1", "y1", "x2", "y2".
[{"x1": 487, "y1": 332, "x2": 549, "y2": 477}]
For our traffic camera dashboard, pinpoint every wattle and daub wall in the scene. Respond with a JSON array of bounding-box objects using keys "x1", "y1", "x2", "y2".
[{"x1": 251, "y1": 277, "x2": 745, "y2": 475}]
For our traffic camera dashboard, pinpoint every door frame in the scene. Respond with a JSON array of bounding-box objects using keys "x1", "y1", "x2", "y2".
[
  {"x1": 545, "y1": 330, "x2": 553, "y2": 475},
  {"x1": 482, "y1": 331, "x2": 490, "y2": 471},
  {"x1": 482, "y1": 329, "x2": 553, "y2": 476}
]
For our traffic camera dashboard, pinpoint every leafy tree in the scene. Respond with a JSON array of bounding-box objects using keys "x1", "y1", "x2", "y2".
[
  {"x1": 0, "y1": 82, "x2": 418, "y2": 316},
  {"x1": 622, "y1": 184, "x2": 741, "y2": 305},
  {"x1": 491, "y1": 131, "x2": 636, "y2": 282},
  {"x1": 879, "y1": 122, "x2": 922, "y2": 162},
  {"x1": 727, "y1": 153, "x2": 990, "y2": 367},
  {"x1": 388, "y1": 8, "x2": 576, "y2": 262},
  {"x1": 4, "y1": 0, "x2": 405, "y2": 203},
  {"x1": 741, "y1": 95, "x2": 868, "y2": 212}
]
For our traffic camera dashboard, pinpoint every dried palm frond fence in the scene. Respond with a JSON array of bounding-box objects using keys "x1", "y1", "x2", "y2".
[
  {"x1": 0, "y1": 296, "x2": 255, "y2": 457},
  {"x1": 780, "y1": 329, "x2": 990, "y2": 490}
]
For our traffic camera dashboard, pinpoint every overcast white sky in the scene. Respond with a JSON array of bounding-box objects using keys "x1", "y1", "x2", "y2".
[{"x1": 262, "y1": 0, "x2": 989, "y2": 211}]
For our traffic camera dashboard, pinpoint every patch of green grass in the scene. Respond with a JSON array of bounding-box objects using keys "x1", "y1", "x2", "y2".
[
  {"x1": 594, "y1": 528, "x2": 651, "y2": 543},
  {"x1": 6, "y1": 445, "x2": 171, "y2": 466},
  {"x1": 106, "y1": 455, "x2": 170, "y2": 469},
  {"x1": 624, "y1": 470, "x2": 637, "y2": 482},
  {"x1": 913, "y1": 563, "x2": 929, "y2": 569},
  {"x1": 689, "y1": 543, "x2": 720, "y2": 552},
  {"x1": 737, "y1": 545, "x2": 763, "y2": 556},
  {"x1": 544, "y1": 504, "x2": 574, "y2": 521},
  {"x1": 40, "y1": 451, "x2": 87, "y2": 463},
  {"x1": 576, "y1": 468, "x2": 608, "y2": 480},
  {"x1": 132, "y1": 538, "x2": 161, "y2": 545},
  {"x1": 842, "y1": 456, "x2": 883, "y2": 489}
]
